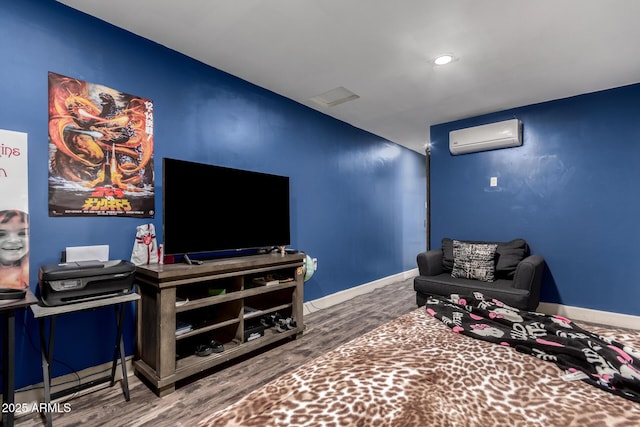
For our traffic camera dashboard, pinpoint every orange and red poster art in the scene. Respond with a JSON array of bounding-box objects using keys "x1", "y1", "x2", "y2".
[{"x1": 48, "y1": 72, "x2": 155, "y2": 217}]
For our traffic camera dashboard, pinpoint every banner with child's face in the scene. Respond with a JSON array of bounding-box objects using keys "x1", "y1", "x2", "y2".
[{"x1": 0, "y1": 129, "x2": 29, "y2": 289}]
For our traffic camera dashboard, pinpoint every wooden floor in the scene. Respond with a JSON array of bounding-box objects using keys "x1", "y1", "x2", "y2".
[{"x1": 15, "y1": 279, "x2": 418, "y2": 427}]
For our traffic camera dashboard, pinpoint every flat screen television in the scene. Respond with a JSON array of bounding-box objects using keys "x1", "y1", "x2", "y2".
[{"x1": 162, "y1": 158, "x2": 290, "y2": 256}]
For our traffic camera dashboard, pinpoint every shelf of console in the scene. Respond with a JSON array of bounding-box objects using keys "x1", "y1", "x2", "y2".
[
  {"x1": 174, "y1": 280, "x2": 298, "y2": 313},
  {"x1": 171, "y1": 301, "x2": 293, "y2": 340},
  {"x1": 174, "y1": 318, "x2": 240, "y2": 340}
]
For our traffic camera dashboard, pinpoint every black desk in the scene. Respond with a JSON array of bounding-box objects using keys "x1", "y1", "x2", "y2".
[
  {"x1": 30, "y1": 293, "x2": 140, "y2": 427},
  {"x1": 0, "y1": 289, "x2": 38, "y2": 427}
]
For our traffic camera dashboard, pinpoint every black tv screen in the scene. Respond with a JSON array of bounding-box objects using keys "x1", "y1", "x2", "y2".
[{"x1": 163, "y1": 158, "x2": 290, "y2": 256}]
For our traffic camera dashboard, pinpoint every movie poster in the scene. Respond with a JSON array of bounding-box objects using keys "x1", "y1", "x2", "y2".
[
  {"x1": 48, "y1": 72, "x2": 154, "y2": 217},
  {"x1": 0, "y1": 129, "x2": 29, "y2": 289}
]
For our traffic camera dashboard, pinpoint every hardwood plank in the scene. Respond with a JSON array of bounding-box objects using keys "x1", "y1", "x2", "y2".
[{"x1": 15, "y1": 279, "x2": 417, "y2": 426}]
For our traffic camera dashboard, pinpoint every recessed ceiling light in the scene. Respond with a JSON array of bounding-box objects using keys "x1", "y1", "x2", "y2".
[{"x1": 433, "y1": 54, "x2": 454, "y2": 66}]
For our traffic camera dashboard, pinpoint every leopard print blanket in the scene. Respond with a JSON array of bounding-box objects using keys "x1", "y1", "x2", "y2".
[{"x1": 198, "y1": 304, "x2": 640, "y2": 426}]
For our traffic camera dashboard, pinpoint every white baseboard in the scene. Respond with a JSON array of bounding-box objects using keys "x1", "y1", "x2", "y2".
[
  {"x1": 303, "y1": 268, "x2": 418, "y2": 315},
  {"x1": 537, "y1": 302, "x2": 640, "y2": 330}
]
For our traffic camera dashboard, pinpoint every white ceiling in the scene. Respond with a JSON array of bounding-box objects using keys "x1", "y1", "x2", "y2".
[{"x1": 58, "y1": 0, "x2": 640, "y2": 154}]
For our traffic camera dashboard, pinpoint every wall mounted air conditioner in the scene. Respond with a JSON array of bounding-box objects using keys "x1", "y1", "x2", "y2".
[{"x1": 449, "y1": 119, "x2": 522, "y2": 155}]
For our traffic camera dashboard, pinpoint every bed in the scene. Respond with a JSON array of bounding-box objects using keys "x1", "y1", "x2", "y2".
[{"x1": 197, "y1": 294, "x2": 640, "y2": 426}]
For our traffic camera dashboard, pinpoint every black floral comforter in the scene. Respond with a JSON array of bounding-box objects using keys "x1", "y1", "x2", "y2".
[{"x1": 425, "y1": 292, "x2": 640, "y2": 403}]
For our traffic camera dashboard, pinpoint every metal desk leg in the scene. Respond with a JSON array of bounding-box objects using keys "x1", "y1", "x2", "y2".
[
  {"x1": 117, "y1": 304, "x2": 130, "y2": 401},
  {"x1": 40, "y1": 316, "x2": 56, "y2": 427},
  {"x1": 109, "y1": 303, "x2": 130, "y2": 401},
  {"x1": 2, "y1": 312, "x2": 15, "y2": 427}
]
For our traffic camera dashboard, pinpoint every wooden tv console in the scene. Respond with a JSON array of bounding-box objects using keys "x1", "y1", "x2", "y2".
[{"x1": 133, "y1": 252, "x2": 305, "y2": 396}]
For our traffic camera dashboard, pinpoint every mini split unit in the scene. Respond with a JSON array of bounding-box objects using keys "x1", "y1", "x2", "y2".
[{"x1": 449, "y1": 119, "x2": 522, "y2": 155}]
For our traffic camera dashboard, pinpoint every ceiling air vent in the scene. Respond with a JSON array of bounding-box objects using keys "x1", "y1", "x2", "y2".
[{"x1": 310, "y1": 86, "x2": 360, "y2": 107}]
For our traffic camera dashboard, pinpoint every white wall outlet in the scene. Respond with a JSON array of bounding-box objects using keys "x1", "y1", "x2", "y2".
[
  {"x1": 312, "y1": 258, "x2": 318, "y2": 271},
  {"x1": 490, "y1": 177, "x2": 498, "y2": 187}
]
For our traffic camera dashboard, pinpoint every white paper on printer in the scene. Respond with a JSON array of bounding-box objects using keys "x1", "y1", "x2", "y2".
[{"x1": 66, "y1": 245, "x2": 109, "y2": 262}]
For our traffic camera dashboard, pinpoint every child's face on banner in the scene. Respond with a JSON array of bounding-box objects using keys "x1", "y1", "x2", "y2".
[{"x1": 0, "y1": 212, "x2": 29, "y2": 264}]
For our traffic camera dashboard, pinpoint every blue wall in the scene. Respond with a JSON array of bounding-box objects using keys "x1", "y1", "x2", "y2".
[
  {"x1": 430, "y1": 83, "x2": 640, "y2": 317},
  {"x1": 1, "y1": 0, "x2": 426, "y2": 389}
]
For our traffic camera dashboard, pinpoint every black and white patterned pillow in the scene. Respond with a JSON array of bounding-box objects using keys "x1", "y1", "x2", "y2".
[{"x1": 451, "y1": 240, "x2": 498, "y2": 282}]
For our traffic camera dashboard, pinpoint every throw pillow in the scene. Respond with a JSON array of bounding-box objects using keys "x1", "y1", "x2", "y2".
[
  {"x1": 442, "y1": 238, "x2": 486, "y2": 271},
  {"x1": 451, "y1": 240, "x2": 498, "y2": 282},
  {"x1": 495, "y1": 238, "x2": 530, "y2": 279}
]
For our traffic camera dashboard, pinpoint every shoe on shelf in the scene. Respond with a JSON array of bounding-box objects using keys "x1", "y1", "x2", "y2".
[
  {"x1": 275, "y1": 320, "x2": 287, "y2": 333},
  {"x1": 195, "y1": 340, "x2": 225, "y2": 356},
  {"x1": 275, "y1": 317, "x2": 297, "y2": 332},
  {"x1": 210, "y1": 340, "x2": 224, "y2": 353},
  {"x1": 286, "y1": 317, "x2": 297, "y2": 330},
  {"x1": 195, "y1": 344, "x2": 213, "y2": 357},
  {"x1": 261, "y1": 312, "x2": 282, "y2": 328}
]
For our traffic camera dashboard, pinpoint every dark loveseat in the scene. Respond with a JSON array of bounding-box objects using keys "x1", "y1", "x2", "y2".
[{"x1": 414, "y1": 238, "x2": 544, "y2": 311}]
